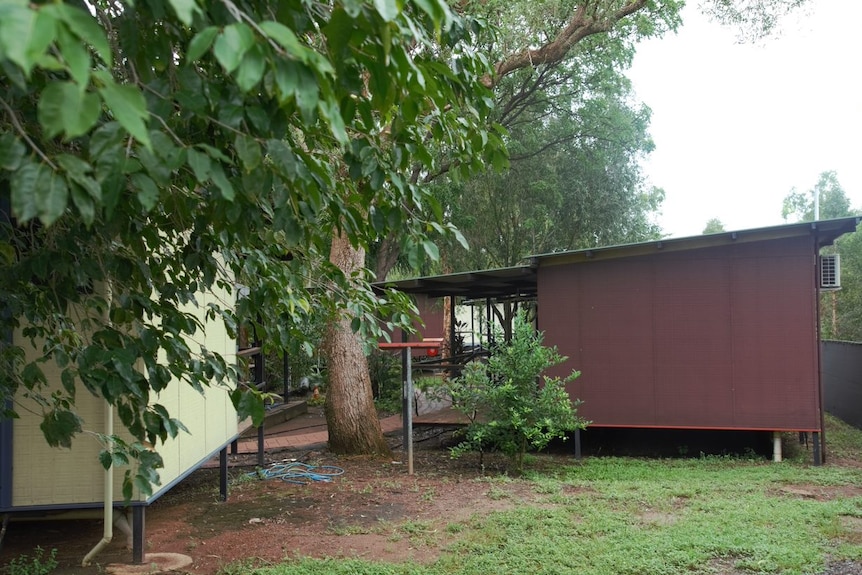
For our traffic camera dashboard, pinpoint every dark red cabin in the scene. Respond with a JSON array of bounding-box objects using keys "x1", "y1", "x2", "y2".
[{"x1": 379, "y1": 217, "x2": 860, "y2": 458}]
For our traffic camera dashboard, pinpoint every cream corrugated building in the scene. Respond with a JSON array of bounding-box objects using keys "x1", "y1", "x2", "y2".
[{"x1": 0, "y1": 279, "x2": 239, "y2": 563}]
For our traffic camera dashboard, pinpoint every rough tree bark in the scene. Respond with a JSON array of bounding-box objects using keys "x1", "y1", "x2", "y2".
[
  {"x1": 374, "y1": 234, "x2": 401, "y2": 282},
  {"x1": 483, "y1": 1, "x2": 648, "y2": 87},
  {"x1": 323, "y1": 231, "x2": 392, "y2": 456}
]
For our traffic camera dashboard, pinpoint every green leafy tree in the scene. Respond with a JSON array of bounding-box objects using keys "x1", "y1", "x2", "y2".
[
  {"x1": 446, "y1": 312, "x2": 586, "y2": 471},
  {"x1": 782, "y1": 171, "x2": 853, "y2": 222},
  {"x1": 0, "y1": 0, "x2": 502, "y2": 488},
  {"x1": 374, "y1": 2, "x2": 677, "y2": 281},
  {"x1": 828, "y1": 229, "x2": 862, "y2": 341},
  {"x1": 703, "y1": 218, "x2": 726, "y2": 234},
  {"x1": 701, "y1": 0, "x2": 809, "y2": 42},
  {"x1": 780, "y1": 171, "x2": 860, "y2": 341}
]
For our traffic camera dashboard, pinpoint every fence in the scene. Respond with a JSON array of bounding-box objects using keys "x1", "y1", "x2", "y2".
[{"x1": 822, "y1": 340, "x2": 862, "y2": 429}]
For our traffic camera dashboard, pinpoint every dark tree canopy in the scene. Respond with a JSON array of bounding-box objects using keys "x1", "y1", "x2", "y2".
[{"x1": 0, "y1": 0, "x2": 502, "y2": 492}]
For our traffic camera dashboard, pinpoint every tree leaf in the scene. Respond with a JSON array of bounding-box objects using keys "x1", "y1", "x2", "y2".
[
  {"x1": 56, "y1": 154, "x2": 91, "y2": 181},
  {"x1": 373, "y1": 0, "x2": 401, "y2": 22},
  {"x1": 57, "y1": 3, "x2": 112, "y2": 67},
  {"x1": 186, "y1": 148, "x2": 211, "y2": 182},
  {"x1": 422, "y1": 239, "x2": 440, "y2": 260},
  {"x1": 318, "y1": 97, "x2": 348, "y2": 145},
  {"x1": 234, "y1": 133, "x2": 261, "y2": 172},
  {"x1": 57, "y1": 25, "x2": 90, "y2": 89},
  {"x1": 230, "y1": 388, "x2": 264, "y2": 426},
  {"x1": 266, "y1": 139, "x2": 298, "y2": 177},
  {"x1": 57, "y1": 155, "x2": 101, "y2": 203},
  {"x1": 412, "y1": 0, "x2": 450, "y2": 30},
  {"x1": 235, "y1": 44, "x2": 266, "y2": 92},
  {"x1": 25, "y1": 9, "x2": 57, "y2": 71},
  {"x1": 131, "y1": 172, "x2": 159, "y2": 212},
  {"x1": 295, "y1": 65, "x2": 319, "y2": 123},
  {"x1": 0, "y1": 133, "x2": 26, "y2": 171},
  {"x1": 36, "y1": 82, "x2": 67, "y2": 138},
  {"x1": 97, "y1": 77, "x2": 152, "y2": 149},
  {"x1": 213, "y1": 23, "x2": 254, "y2": 74},
  {"x1": 89, "y1": 121, "x2": 124, "y2": 158},
  {"x1": 40, "y1": 409, "x2": 83, "y2": 449},
  {"x1": 167, "y1": 0, "x2": 200, "y2": 26},
  {"x1": 186, "y1": 26, "x2": 218, "y2": 62},
  {"x1": 273, "y1": 59, "x2": 298, "y2": 104},
  {"x1": 259, "y1": 21, "x2": 305, "y2": 59},
  {"x1": 70, "y1": 181, "x2": 96, "y2": 225},
  {"x1": 0, "y1": 2, "x2": 35, "y2": 74},
  {"x1": 36, "y1": 170, "x2": 69, "y2": 225},
  {"x1": 209, "y1": 162, "x2": 235, "y2": 201},
  {"x1": 10, "y1": 160, "x2": 46, "y2": 222}
]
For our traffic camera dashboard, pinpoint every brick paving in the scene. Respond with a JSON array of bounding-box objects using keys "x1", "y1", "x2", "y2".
[{"x1": 231, "y1": 412, "x2": 405, "y2": 453}]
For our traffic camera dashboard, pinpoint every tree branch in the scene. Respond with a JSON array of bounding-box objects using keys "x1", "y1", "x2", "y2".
[
  {"x1": 0, "y1": 97, "x2": 58, "y2": 170},
  {"x1": 483, "y1": 0, "x2": 648, "y2": 88}
]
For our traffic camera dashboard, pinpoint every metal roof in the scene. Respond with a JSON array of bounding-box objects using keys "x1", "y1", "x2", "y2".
[
  {"x1": 528, "y1": 216, "x2": 861, "y2": 267},
  {"x1": 375, "y1": 217, "x2": 861, "y2": 299},
  {"x1": 376, "y1": 265, "x2": 537, "y2": 300}
]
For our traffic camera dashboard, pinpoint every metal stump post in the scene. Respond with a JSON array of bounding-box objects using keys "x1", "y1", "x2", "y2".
[
  {"x1": 406, "y1": 348, "x2": 414, "y2": 475},
  {"x1": 219, "y1": 447, "x2": 228, "y2": 502},
  {"x1": 132, "y1": 507, "x2": 145, "y2": 564}
]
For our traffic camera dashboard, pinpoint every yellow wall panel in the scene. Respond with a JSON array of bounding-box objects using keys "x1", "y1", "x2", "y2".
[{"x1": 10, "y1": 274, "x2": 238, "y2": 509}]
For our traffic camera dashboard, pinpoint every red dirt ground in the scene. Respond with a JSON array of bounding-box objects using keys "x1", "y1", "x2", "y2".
[
  {"x1": 0, "y1": 430, "x2": 536, "y2": 574},
  {"x1": 2, "y1": 413, "x2": 862, "y2": 575}
]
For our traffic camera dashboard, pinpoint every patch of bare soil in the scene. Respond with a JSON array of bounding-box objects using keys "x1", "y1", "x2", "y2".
[
  {"x1": 0, "y1": 429, "x2": 548, "y2": 575},
  {"x1": 4, "y1": 427, "x2": 862, "y2": 575}
]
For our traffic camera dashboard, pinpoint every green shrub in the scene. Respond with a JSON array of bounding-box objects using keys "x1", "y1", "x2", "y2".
[
  {"x1": 368, "y1": 350, "x2": 402, "y2": 414},
  {"x1": 5, "y1": 547, "x2": 58, "y2": 575},
  {"x1": 446, "y1": 311, "x2": 586, "y2": 471}
]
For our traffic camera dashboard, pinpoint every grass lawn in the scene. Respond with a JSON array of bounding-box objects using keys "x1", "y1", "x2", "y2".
[{"x1": 220, "y1": 416, "x2": 862, "y2": 575}]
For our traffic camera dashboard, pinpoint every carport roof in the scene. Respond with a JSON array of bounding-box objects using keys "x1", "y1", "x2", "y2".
[
  {"x1": 375, "y1": 216, "x2": 860, "y2": 299},
  {"x1": 376, "y1": 265, "x2": 538, "y2": 300}
]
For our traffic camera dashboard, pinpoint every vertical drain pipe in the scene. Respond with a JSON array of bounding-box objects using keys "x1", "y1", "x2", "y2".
[
  {"x1": 83, "y1": 280, "x2": 114, "y2": 566},
  {"x1": 82, "y1": 399, "x2": 114, "y2": 566}
]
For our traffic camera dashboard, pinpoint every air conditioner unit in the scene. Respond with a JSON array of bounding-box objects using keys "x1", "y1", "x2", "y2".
[{"x1": 820, "y1": 254, "x2": 841, "y2": 289}]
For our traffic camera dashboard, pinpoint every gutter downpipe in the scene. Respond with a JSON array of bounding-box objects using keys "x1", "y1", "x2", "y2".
[
  {"x1": 83, "y1": 280, "x2": 114, "y2": 566},
  {"x1": 82, "y1": 399, "x2": 114, "y2": 566}
]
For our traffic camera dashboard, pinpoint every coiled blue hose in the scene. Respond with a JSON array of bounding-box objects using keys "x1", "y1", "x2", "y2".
[{"x1": 248, "y1": 462, "x2": 345, "y2": 485}]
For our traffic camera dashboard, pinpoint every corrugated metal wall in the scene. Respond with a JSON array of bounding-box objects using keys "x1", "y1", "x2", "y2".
[
  {"x1": 9, "y1": 278, "x2": 238, "y2": 509},
  {"x1": 538, "y1": 236, "x2": 821, "y2": 431},
  {"x1": 389, "y1": 294, "x2": 445, "y2": 354},
  {"x1": 821, "y1": 340, "x2": 862, "y2": 428}
]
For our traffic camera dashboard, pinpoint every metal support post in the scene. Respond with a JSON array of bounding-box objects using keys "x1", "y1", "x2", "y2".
[
  {"x1": 132, "y1": 506, "x2": 145, "y2": 564},
  {"x1": 219, "y1": 447, "x2": 228, "y2": 502}
]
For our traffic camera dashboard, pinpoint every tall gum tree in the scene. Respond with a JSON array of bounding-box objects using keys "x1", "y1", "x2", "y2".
[
  {"x1": 353, "y1": 1, "x2": 813, "y2": 453},
  {"x1": 328, "y1": 0, "x2": 681, "y2": 454}
]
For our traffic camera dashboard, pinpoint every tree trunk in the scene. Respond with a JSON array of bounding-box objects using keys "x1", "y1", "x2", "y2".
[
  {"x1": 323, "y1": 231, "x2": 391, "y2": 456},
  {"x1": 374, "y1": 233, "x2": 400, "y2": 282}
]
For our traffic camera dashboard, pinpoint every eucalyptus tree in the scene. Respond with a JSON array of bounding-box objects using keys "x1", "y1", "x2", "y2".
[
  {"x1": 437, "y1": 60, "x2": 666, "y2": 273},
  {"x1": 827, "y1": 228, "x2": 862, "y2": 342},
  {"x1": 703, "y1": 218, "x2": 726, "y2": 234},
  {"x1": 341, "y1": 0, "x2": 813, "y2": 450},
  {"x1": 782, "y1": 170, "x2": 853, "y2": 222}
]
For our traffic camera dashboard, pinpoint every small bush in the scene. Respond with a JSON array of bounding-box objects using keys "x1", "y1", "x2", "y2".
[
  {"x1": 369, "y1": 350, "x2": 402, "y2": 414},
  {"x1": 446, "y1": 311, "x2": 587, "y2": 471},
  {"x1": 5, "y1": 547, "x2": 58, "y2": 575}
]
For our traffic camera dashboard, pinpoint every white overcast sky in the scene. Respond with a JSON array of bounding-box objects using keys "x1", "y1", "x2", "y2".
[{"x1": 626, "y1": 0, "x2": 862, "y2": 238}]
